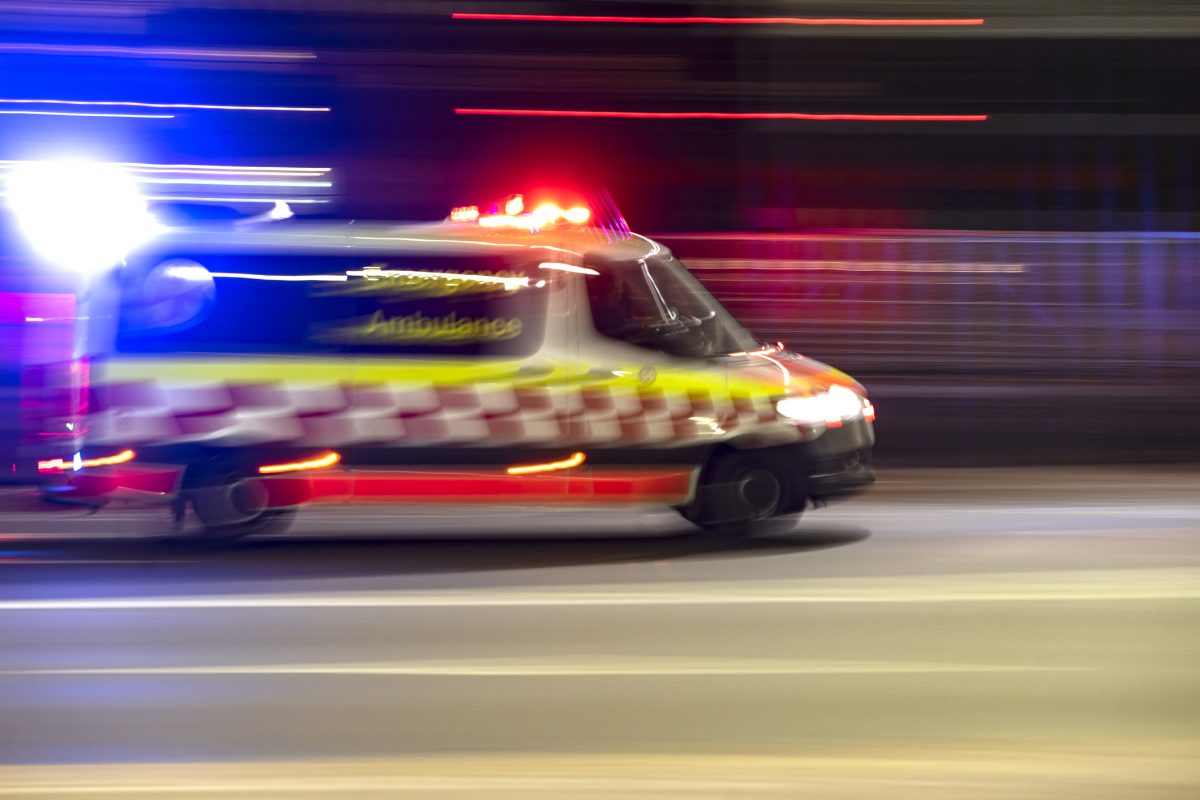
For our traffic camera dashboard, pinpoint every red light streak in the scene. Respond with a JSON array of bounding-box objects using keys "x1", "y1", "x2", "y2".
[
  {"x1": 451, "y1": 14, "x2": 985, "y2": 27},
  {"x1": 456, "y1": 109, "x2": 988, "y2": 122}
]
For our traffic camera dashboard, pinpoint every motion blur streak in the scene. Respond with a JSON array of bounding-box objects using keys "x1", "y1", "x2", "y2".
[
  {"x1": 208, "y1": 272, "x2": 346, "y2": 282},
  {"x1": 684, "y1": 258, "x2": 1026, "y2": 274},
  {"x1": 0, "y1": 43, "x2": 317, "y2": 60},
  {"x1": 144, "y1": 195, "x2": 329, "y2": 204},
  {"x1": 0, "y1": 98, "x2": 328, "y2": 112},
  {"x1": 455, "y1": 109, "x2": 990, "y2": 122},
  {"x1": 134, "y1": 178, "x2": 331, "y2": 187},
  {"x1": 0, "y1": 161, "x2": 332, "y2": 174},
  {"x1": 451, "y1": 14, "x2": 987, "y2": 27},
  {"x1": 0, "y1": 110, "x2": 174, "y2": 119}
]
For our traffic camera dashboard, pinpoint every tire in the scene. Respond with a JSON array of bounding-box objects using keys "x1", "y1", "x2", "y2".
[
  {"x1": 181, "y1": 456, "x2": 296, "y2": 540},
  {"x1": 681, "y1": 452, "x2": 786, "y2": 532}
]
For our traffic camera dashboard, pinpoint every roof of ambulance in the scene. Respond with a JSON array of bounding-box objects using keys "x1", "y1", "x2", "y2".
[{"x1": 138, "y1": 219, "x2": 663, "y2": 262}]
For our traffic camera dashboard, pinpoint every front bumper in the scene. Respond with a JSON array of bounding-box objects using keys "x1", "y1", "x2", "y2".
[
  {"x1": 798, "y1": 417, "x2": 876, "y2": 499},
  {"x1": 808, "y1": 448, "x2": 874, "y2": 499}
]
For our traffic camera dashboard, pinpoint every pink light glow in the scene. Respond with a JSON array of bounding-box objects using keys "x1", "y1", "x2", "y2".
[
  {"x1": 456, "y1": 108, "x2": 989, "y2": 122},
  {"x1": 451, "y1": 13, "x2": 985, "y2": 27}
]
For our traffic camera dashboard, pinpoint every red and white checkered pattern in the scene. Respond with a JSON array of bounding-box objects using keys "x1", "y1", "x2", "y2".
[{"x1": 85, "y1": 379, "x2": 780, "y2": 448}]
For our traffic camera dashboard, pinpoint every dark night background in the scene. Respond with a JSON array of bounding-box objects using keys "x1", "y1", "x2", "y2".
[{"x1": 1, "y1": 0, "x2": 1198, "y2": 465}]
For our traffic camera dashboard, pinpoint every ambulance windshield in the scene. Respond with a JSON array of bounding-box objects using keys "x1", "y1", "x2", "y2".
[{"x1": 585, "y1": 255, "x2": 759, "y2": 358}]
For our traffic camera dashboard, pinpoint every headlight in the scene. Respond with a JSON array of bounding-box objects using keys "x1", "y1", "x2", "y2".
[
  {"x1": 775, "y1": 395, "x2": 829, "y2": 425},
  {"x1": 826, "y1": 385, "x2": 864, "y2": 419},
  {"x1": 776, "y1": 385, "x2": 872, "y2": 428}
]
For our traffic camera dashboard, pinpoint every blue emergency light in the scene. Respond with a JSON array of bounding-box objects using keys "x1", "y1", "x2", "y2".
[{"x1": 5, "y1": 159, "x2": 161, "y2": 273}]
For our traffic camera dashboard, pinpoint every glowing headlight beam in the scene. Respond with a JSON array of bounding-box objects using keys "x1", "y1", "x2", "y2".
[{"x1": 776, "y1": 387, "x2": 868, "y2": 427}]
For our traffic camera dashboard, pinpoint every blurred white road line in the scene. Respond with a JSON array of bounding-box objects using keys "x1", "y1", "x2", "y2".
[
  {"x1": 832, "y1": 504, "x2": 1200, "y2": 517},
  {"x1": 0, "y1": 659, "x2": 1083, "y2": 678},
  {"x1": 2, "y1": 751, "x2": 1195, "y2": 797},
  {"x1": 0, "y1": 568, "x2": 1197, "y2": 610}
]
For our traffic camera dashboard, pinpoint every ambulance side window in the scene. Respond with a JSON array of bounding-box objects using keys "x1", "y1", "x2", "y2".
[
  {"x1": 584, "y1": 262, "x2": 708, "y2": 358},
  {"x1": 117, "y1": 254, "x2": 549, "y2": 358},
  {"x1": 585, "y1": 266, "x2": 662, "y2": 345}
]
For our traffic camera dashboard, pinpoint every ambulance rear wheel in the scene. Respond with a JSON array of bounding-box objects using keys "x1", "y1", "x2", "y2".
[{"x1": 681, "y1": 452, "x2": 786, "y2": 534}]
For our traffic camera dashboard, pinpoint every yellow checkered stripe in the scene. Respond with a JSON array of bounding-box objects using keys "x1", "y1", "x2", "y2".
[{"x1": 87, "y1": 358, "x2": 782, "y2": 448}]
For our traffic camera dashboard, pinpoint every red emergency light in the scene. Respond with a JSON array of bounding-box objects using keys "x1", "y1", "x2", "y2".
[{"x1": 450, "y1": 194, "x2": 591, "y2": 230}]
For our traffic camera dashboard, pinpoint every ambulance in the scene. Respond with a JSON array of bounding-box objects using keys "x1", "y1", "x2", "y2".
[{"x1": 33, "y1": 189, "x2": 875, "y2": 538}]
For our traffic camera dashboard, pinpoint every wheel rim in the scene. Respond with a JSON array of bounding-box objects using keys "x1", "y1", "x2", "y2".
[{"x1": 737, "y1": 467, "x2": 781, "y2": 520}]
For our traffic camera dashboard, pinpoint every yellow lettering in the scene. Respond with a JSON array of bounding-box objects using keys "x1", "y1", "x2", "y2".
[{"x1": 314, "y1": 310, "x2": 525, "y2": 345}]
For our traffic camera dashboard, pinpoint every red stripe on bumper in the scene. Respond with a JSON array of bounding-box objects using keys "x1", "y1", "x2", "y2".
[
  {"x1": 267, "y1": 468, "x2": 694, "y2": 507},
  {"x1": 56, "y1": 466, "x2": 695, "y2": 508}
]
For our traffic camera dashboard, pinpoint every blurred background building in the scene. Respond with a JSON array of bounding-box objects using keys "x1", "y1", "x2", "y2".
[{"x1": 1, "y1": 0, "x2": 1198, "y2": 469}]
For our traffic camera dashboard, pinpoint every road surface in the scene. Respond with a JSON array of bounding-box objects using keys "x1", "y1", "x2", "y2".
[{"x1": 1, "y1": 467, "x2": 1198, "y2": 798}]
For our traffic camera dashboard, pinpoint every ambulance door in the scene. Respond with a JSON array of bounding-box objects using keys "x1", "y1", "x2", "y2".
[
  {"x1": 576, "y1": 255, "x2": 732, "y2": 479},
  {"x1": 339, "y1": 252, "x2": 571, "y2": 501}
]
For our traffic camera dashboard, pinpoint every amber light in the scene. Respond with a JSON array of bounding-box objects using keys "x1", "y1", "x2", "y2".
[
  {"x1": 258, "y1": 451, "x2": 341, "y2": 475},
  {"x1": 563, "y1": 206, "x2": 590, "y2": 224},
  {"x1": 38, "y1": 448, "x2": 135, "y2": 471},
  {"x1": 506, "y1": 452, "x2": 586, "y2": 475}
]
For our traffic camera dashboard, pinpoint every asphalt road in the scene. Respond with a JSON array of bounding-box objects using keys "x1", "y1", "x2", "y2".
[{"x1": 1, "y1": 467, "x2": 1198, "y2": 798}]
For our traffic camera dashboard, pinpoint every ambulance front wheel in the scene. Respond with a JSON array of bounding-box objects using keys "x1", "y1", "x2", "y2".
[{"x1": 680, "y1": 451, "x2": 797, "y2": 534}]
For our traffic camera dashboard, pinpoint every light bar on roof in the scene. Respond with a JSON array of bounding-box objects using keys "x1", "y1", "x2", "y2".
[{"x1": 450, "y1": 194, "x2": 591, "y2": 230}]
